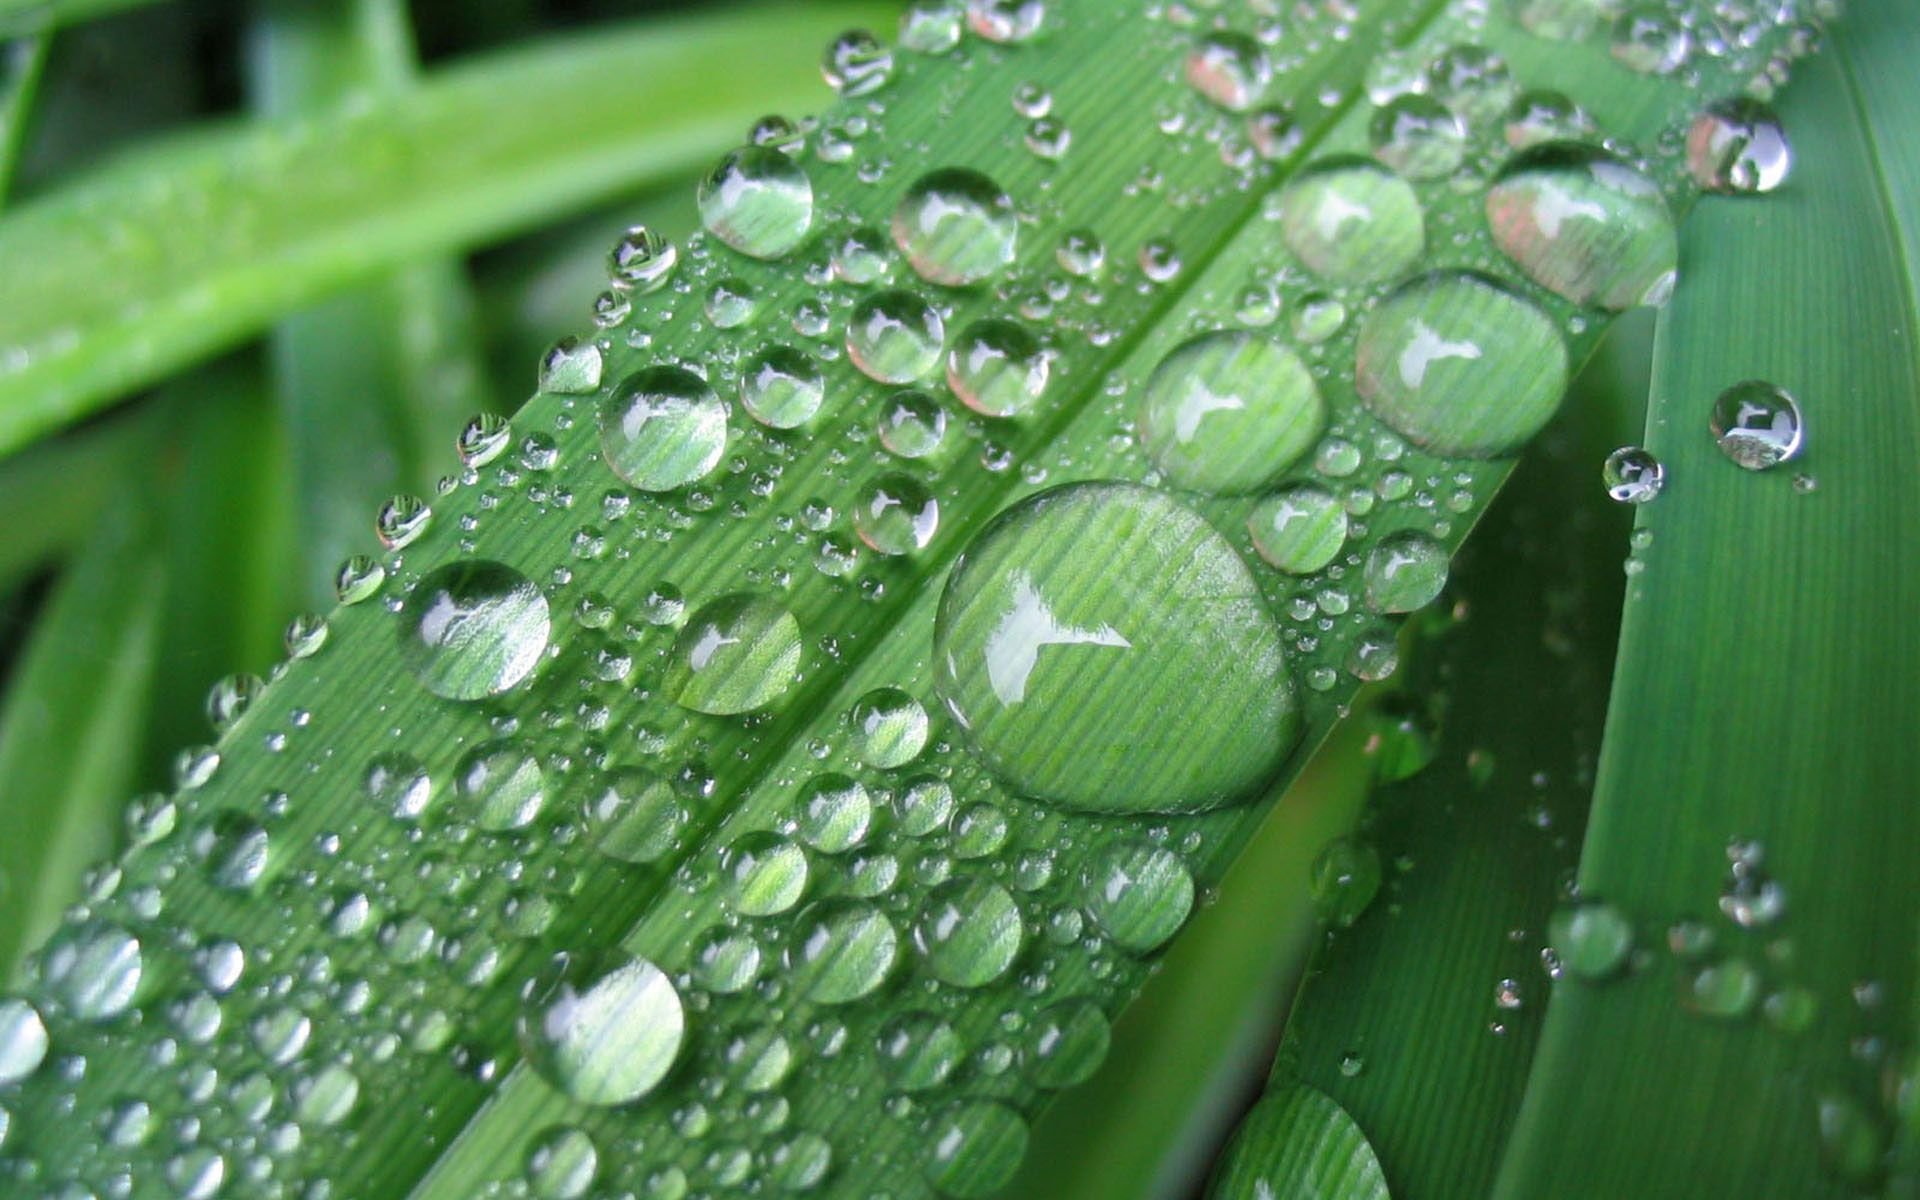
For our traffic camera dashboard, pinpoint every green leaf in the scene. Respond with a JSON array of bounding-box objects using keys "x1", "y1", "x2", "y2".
[
  {"x1": 0, "y1": 32, "x2": 50, "y2": 200},
  {"x1": 0, "y1": 495, "x2": 164, "y2": 980},
  {"x1": 0, "y1": 0, "x2": 147, "y2": 38},
  {"x1": 1207, "y1": 1082, "x2": 1389, "y2": 1200},
  {"x1": 0, "y1": 1, "x2": 892, "y2": 457},
  {"x1": 0, "y1": 407, "x2": 146, "y2": 593},
  {"x1": 1493, "y1": 2, "x2": 1920, "y2": 1194},
  {"x1": 0, "y1": 4, "x2": 1825, "y2": 1198}
]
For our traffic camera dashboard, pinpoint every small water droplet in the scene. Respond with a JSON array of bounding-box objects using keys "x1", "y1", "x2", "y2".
[
  {"x1": 893, "y1": 168, "x2": 1018, "y2": 286},
  {"x1": 1710, "y1": 381, "x2": 1803, "y2": 470},
  {"x1": 699, "y1": 147, "x2": 815, "y2": 259},
  {"x1": 598, "y1": 366, "x2": 729, "y2": 492},
  {"x1": 1602, "y1": 446, "x2": 1666, "y2": 502},
  {"x1": 402, "y1": 560, "x2": 551, "y2": 701}
]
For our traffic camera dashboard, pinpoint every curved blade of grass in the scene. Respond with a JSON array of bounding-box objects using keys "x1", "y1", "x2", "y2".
[
  {"x1": 0, "y1": 1, "x2": 891, "y2": 458},
  {"x1": 0, "y1": 31, "x2": 50, "y2": 199},
  {"x1": 248, "y1": 0, "x2": 492, "y2": 607},
  {"x1": 0, "y1": 408, "x2": 146, "y2": 592},
  {"x1": 0, "y1": 0, "x2": 143, "y2": 38},
  {"x1": 1493, "y1": 3, "x2": 1920, "y2": 1193},
  {"x1": 0, "y1": 492, "x2": 163, "y2": 979},
  {"x1": 0, "y1": 5, "x2": 1821, "y2": 1198},
  {"x1": 1223, "y1": 315, "x2": 1645, "y2": 1198}
]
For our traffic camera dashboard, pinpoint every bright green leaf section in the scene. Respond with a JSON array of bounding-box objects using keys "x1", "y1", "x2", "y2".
[
  {"x1": 1207, "y1": 1082, "x2": 1389, "y2": 1200},
  {"x1": 0, "y1": 1, "x2": 889, "y2": 457},
  {"x1": 1495, "y1": 3, "x2": 1920, "y2": 1194}
]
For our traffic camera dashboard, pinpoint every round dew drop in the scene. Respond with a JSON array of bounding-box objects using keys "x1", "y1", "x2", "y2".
[
  {"x1": 1370, "y1": 94, "x2": 1466, "y2": 181},
  {"x1": 741, "y1": 345, "x2": 827, "y2": 429},
  {"x1": 848, "y1": 289, "x2": 946, "y2": 384},
  {"x1": 1687, "y1": 98, "x2": 1791, "y2": 194},
  {"x1": 1362, "y1": 530, "x2": 1449, "y2": 614},
  {"x1": 923, "y1": 1100, "x2": 1030, "y2": 1199},
  {"x1": 455, "y1": 741, "x2": 548, "y2": 832},
  {"x1": 1278, "y1": 157, "x2": 1426, "y2": 286},
  {"x1": 518, "y1": 953, "x2": 684, "y2": 1106},
  {"x1": 597, "y1": 366, "x2": 728, "y2": 492},
  {"x1": 1486, "y1": 147, "x2": 1679, "y2": 311},
  {"x1": 849, "y1": 686, "x2": 930, "y2": 768},
  {"x1": 1602, "y1": 445, "x2": 1666, "y2": 502},
  {"x1": 667, "y1": 593, "x2": 804, "y2": 715},
  {"x1": 1080, "y1": 841, "x2": 1194, "y2": 954},
  {"x1": 914, "y1": 877, "x2": 1024, "y2": 987},
  {"x1": 893, "y1": 167, "x2": 1018, "y2": 286},
  {"x1": 697, "y1": 146, "x2": 814, "y2": 259},
  {"x1": 854, "y1": 473, "x2": 940, "y2": 555},
  {"x1": 936, "y1": 482, "x2": 1299, "y2": 813},
  {"x1": 1138, "y1": 331, "x2": 1326, "y2": 494},
  {"x1": 403, "y1": 560, "x2": 551, "y2": 701},
  {"x1": 947, "y1": 319, "x2": 1048, "y2": 417},
  {"x1": 1354, "y1": 271, "x2": 1568, "y2": 458},
  {"x1": 786, "y1": 900, "x2": 898, "y2": 1004},
  {"x1": 1710, "y1": 380, "x2": 1803, "y2": 470},
  {"x1": 1186, "y1": 31, "x2": 1270, "y2": 112},
  {"x1": 1248, "y1": 485, "x2": 1348, "y2": 575}
]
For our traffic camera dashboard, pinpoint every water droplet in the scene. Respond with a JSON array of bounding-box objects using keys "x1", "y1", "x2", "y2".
[
  {"x1": 915, "y1": 878, "x2": 1024, "y2": 986},
  {"x1": 334, "y1": 555, "x2": 386, "y2": 605},
  {"x1": 1186, "y1": 31, "x2": 1270, "y2": 112},
  {"x1": 1248, "y1": 485, "x2": 1348, "y2": 574},
  {"x1": 1611, "y1": 8, "x2": 1690, "y2": 75},
  {"x1": 847, "y1": 289, "x2": 946, "y2": 384},
  {"x1": 1028, "y1": 1001, "x2": 1110, "y2": 1089},
  {"x1": 0, "y1": 998, "x2": 48, "y2": 1084},
  {"x1": 519, "y1": 953, "x2": 684, "y2": 1105},
  {"x1": 787, "y1": 900, "x2": 898, "y2": 1003},
  {"x1": 1504, "y1": 89, "x2": 1592, "y2": 150},
  {"x1": 823, "y1": 29, "x2": 894, "y2": 96},
  {"x1": 698, "y1": 147, "x2": 814, "y2": 259},
  {"x1": 365, "y1": 753, "x2": 431, "y2": 821},
  {"x1": 1510, "y1": 0, "x2": 1607, "y2": 40},
  {"x1": 1355, "y1": 272, "x2": 1567, "y2": 458},
  {"x1": 540, "y1": 337, "x2": 604, "y2": 394},
  {"x1": 610, "y1": 225, "x2": 678, "y2": 291},
  {"x1": 741, "y1": 346, "x2": 827, "y2": 430},
  {"x1": 1427, "y1": 44, "x2": 1516, "y2": 126},
  {"x1": 597, "y1": 366, "x2": 729, "y2": 492},
  {"x1": 455, "y1": 741, "x2": 547, "y2": 832},
  {"x1": 1310, "y1": 838, "x2": 1382, "y2": 928},
  {"x1": 947, "y1": 319, "x2": 1048, "y2": 417},
  {"x1": 1548, "y1": 901, "x2": 1634, "y2": 979},
  {"x1": 1710, "y1": 381, "x2": 1803, "y2": 470},
  {"x1": 1363, "y1": 530, "x2": 1449, "y2": 613},
  {"x1": 893, "y1": 168, "x2": 1018, "y2": 286},
  {"x1": 528, "y1": 1126, "x2": 599, "y2": 1200},
  {"x1": 1370, "y1": 95, "x2": 1466, "y2": 181},
  {"x1": 1816, "y1": 1090, "x2": 1889, "y2": 1185},
  {"x1": 403, "y1": 560, "x2": 550, "y2": 701},
  {"x1": 1684, "y1": 956, "x2": 1761, "y2": 1019},
  {"x1": 585, "y1": 768, "x2": 684, "y2": 863},
  {"x1": 1487, "y1": 148, "x2": 1678, "y2": 310},
  {"x1": 936, "y1": 483, "x2": 1298, "y2": 812},
  {"x1": 39, "y1": 921, "x2": 142, "y2": 1022},
  {"x1": 878, "y1": 390, "x2": 949, "y2": 458},
  {"x1": 1081, "y1": 841, "x2": 1194, "y2": 954},
  {"x1": 1212, "y1": 1085, "x2": 1387, "y2": 1199},
  {"x1": 205, "y1": 673, "x2": 262, "y2": 731},
  {"x1": 849, "y1": 687, "x2": 930, "y2": 768},
  {"x1": 1720, "y1": 838, "x2": 1787, "y2": 927},
  {"x1": 724, "y1": 831, "x2": 811, "y2": 916},
  {"x1": 1139, "y1": 331, "x2": 1325, "y2": 494},
  {"x1": 1687, "y1": 98, "x2": 1791, "y2": 194},
  {"x1": 854, "y1": 474, "x2": 940, "y2": 555},
  {"x1": 966, "y1": 0, "x2": 1045, "y2": 44},
  {"x1": 1602, "y1": 446, "x2": 1666, "y2": 503},
  {"x1": 1279, "y1": 157, "x2": 1425, "y2": 286},
  {"x1": 923, "y1": 1100, "x2": 1029, "y2": 1198},
  {"x1": 900, "y1": 1, "x2": 964, "y2": 54},
  {"x1": 376, "y1": 493, "x2": 431, "y2": 549},
  {"x1": 798, "y1": 774, "x2": 873, "y2": 853}
]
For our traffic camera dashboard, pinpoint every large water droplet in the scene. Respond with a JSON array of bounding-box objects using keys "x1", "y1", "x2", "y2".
[
  {"x1": 855, "y1": 473, "x2": 940, "y2": 555},
  {"x1": 723, "y1": 831, "x2": 811, "y2": 916},
  {"x1": 936, "y1": 483, "x2": 1297, "y2": 812},
  {"x1": 1247, "y1": 485, "x2": 1348, "y2": 575},
  {"x1": 848, "y1": 289, "x2": 946, "y2": 384},
  {"x1": 1354, "y1": 272, "x2": 1568, "y2": 458},
  {"x1": 1080, "y1": 841, "x2": 1194, "y2": 954},
  {"x1": 787, "y1": 900, "x2": 898, "y2": 1003},
  {"x1": 698, "y1": 147, "x2": 814, "y2": 259},
  {"x1": 1687, "y1": 99, "x2": 1791, "y2": 194},
  {"x1": 1186, "y1": 31, "x2": 1270, "y2": 112},
  {"x1": 403, "y1": 560, "x2": 550, "y2": 701},
  {"x1": 1602, "y1": 445, "x2": 1665, "y2": 503},
  {"x1": 1138, "y1": 332, "x2": 1325, "y2": 494},
  {"x1": 741, "y1": 346, "x2": 826, "y2": 430},
  {"x1": 39, "y1": 921, "x2": 142, "y2": 1022},
  {"x1": 893, "y1": 168, "x2": 1018, "y2": 286},
  {"x1": 914, "y1": 878, "x2": 1024, "y2": 987},
  {"x1": 597, "y1": 366, "x2": 728, "y2": 492},
  {"x1": 586, "y1": 768, "x2": 684, "y2": 863},
  {"x1": 1710, "y1": 380, "x2": 1803, "y2": 470},
  {"x1": 1487, "y1": 147, "x2": 1679, "y2": 310},
  {"x1": 1370, "y1": 95, "x2": 1466, "y2": 181},
  {"x1": 669, "y1": 593, "x2": 803, "y2": 716},
  {"x1": 455, "y1": 741, "x2": 548, "y2": 832},
  {"x1": 923, "y1": 1100, "x2": 1029, "y2": 1198},
  {"x1": 1362, "y1": 530, "x2": 1449, "y2": 613},
  {"x1": 0, "y1": 999, "x2": 48, "y2": 1084},
  {"x1": 519, "y1": 953, "x2": 684, "y2": 1106},
  {"x1": 1278, "y1": 158, "x2": 1425, "y2": 286},
  {"x1": 947, "y1": 319, "x2": 1048, "y2": 417}
]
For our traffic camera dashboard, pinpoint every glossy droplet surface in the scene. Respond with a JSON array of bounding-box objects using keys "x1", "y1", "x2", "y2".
[
  {"x1": 947, "y1": 319, "x2": 1048, "y2": 418},
  {"x1": 456, "y1": 741, "x2": 547, "y2": 832},
  {"x1": 1211, "y1": 1085, "x2": 1388, "y2": 1199},
  {"x1": 1186, "y1": 31, "x2": 1269, "y2": 112},
  {"x1": 1370, "y1": 94, "x2": 1466, "y2": 181},
  {"x1": 893, "y1": 168, "x2": 1018, "y2": 286},
  {"x1": 1354, "y1": 272, "x2": 1568, "y2": 458},
  {"x1": 1138, "y1": 332, "x2": 1325, "y2": 494},
  {"x1": 855, "y1": 474, "x2": 940, "y2": 555},
  {"x1": 403, "y1": 561, "x2": 550, "y2": 701},
  {"x1": 698, "y1": 147, "x2": 814, "y2": 259},
  {"x1": 914, "y1": 878, "x2": 1024, "y2": 987},
  {"x1": 1279, "y1": 158, "x2": 1425, "y2": 286},
  {"x1": 1687, "y1": 99, "x2": 1791, "y2": 194},
  {"x1": 787, "y1": 901, "x2": 898, "y2": 1003},
  {"x1": 1081, "y1": 841, "x2": 1193, "y2": 954},
  {"x1": 1248, "y1": 485, "x2": 1348, "y2": 575},
  {"x1": 849, "y1": 687, "x2": 929, "y2": 768},
  {"x1": 741, "y1": 346, "x2": 826, "y2": 430},
  {"x1": 1549, "y1": 901, "x2": 1633, "y2": 979},
  {"x1": 847, "y1": 289, "x2": 945, "y2": 384},
  {"x1": 519, "y1": 954, "x2": 683, "y2": 1106},
  {"x1": 936, "y1": 483, "x2": 1297, "y2": 813},
  {"x1": 924, "y1": 1100, "x2": 1029, "y2": 1198},
  {"x1": 1487, "y1": 148, "x2": 1679, "y2": 311},
  {"x1": 598, "y1": 366, "x2": 728, "y2": 492},
  {"x1": 1362, "y1": 531, "x2": 1449, "y2": 613},
  {"x1": 39, "y1": 922, "x2": 142, "y2": 1022},
  {"x1": 0, "y1": 999, "x2": 47, "y2": 1084},
  {"x1": 1602, "y1": 445, "x2": 1665, "y2": 503},
  {"x1": 1710, "y1": 380, "x2": 1803, "y2": 470},
  {"x1": 668, "y1": 594, "x2": 803, "y2": 715}
]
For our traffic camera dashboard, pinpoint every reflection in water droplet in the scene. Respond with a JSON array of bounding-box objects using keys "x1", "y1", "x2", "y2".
[
  {"x1": 1279, "y1": 157, "x2": 1425, "y2": 286},
  {"x1": 893, "y1": 168, "x2": 1018, "y2": 286},
  {"x1": 936, "y1": 483, "x2": 1298, "y2": 812},
  {"x1": 855, "y1": 474, "x2": 940, "y2": 555},
  {"x1": 585, "y1": 767, "x2": 684, "y2": 863},
  {"x1": 1710, "y1": 381, "x2": 1803, "y2": 470},
  {"x1": 849, "y1": 687, "x2": 930, "y2": 768},
  {"x1": 519, "y1": 953, "x2": 683, "y2": 1106},
  {"x1": 1487, "y1": 147, "x2": 1678, "y2": 311},
  {"x1": 947, "y1": 319, "x2": 1048, "y2": 418},
  {"x1": 1080, "y1": 841, "x2": 1194, "y2": 954},
  {"x1": 1370, "y1": 94, "x2": 1466, "y2": 181},
  {"x1": 741, "y1": 346, "x2": 827, "y2": 430},
  {"x1": 455, "y1": 741, "x2": 547, "y2": 832},
  {"x1": 402, "y1": 560, "x2": 551, "y2": 702},
  {"x1": 1687, "y1": 99, "x2": 1791, "y2": 194},
  {"x1": 597, "y1": 366, "x2": 728, "y2": 492},
  {"x1": 39, "y1": 922, "x2": 142, "y2": 1022},
  {"x1": 1248, "y1": 485, "x2": 1348, "y2": 575},
  {"x1": 787, "y1": 900, "x2": 898, "y2": 1003},
  {"x1": 0, "y1": 999, "x2": 48, "y2": 1084},
  {"x1": 914, "y1": 877, "x2": 1024, "y2": 987},
  {"x1": 1548, "y1": 901, "x2": 1634, "y2": 979},
  {"x1": 848, "y1": 289, "x2": 946, "y2": 384},
  {"x1": 1186, "y1": 31, "x2": 1270, "y2": 112},
  {"x1": 1602, "y1": 445, "x2": 1666, "y2": 503},
  {"x1": 1362, "y1": 530, "x2": 1449, "y2": 613},
  {"x1": 923, "y1": 1100, "x2": 1030, "y2": 1198},
  {"x1": 668, "y1": 594, "x2": 804, "y2": 715},
  {"x1": 1138, "y1": 331, "x2": 1325, "y2": 494},
  {"x1": 724, "y1": 831, "x2": 811, "y2": 916},
  {"x1": 698, "y1": 147, "x2": 814, "y2": 259}
]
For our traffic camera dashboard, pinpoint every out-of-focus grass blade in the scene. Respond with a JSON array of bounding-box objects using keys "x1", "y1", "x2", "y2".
[
  {"x1": 1203, "y1": 318, "x2": 1644, "y2": 1198},
  {"x1": 0, "y1": 1, "x2": 890, "y2": 457},
  {"x1": 0, "y1": 32, "x2": 50, "y2": 199},
  {"x1": 0, "y1": 494, "x2": 163, "y2": 980},
  {"x1": 249, "y1": 0, "x2": 491, "y2": 607},
  {"x1": 0, "y1": 0, "x2": 145, "y2": 38},
  {"x1": 1013, "y1": 721, "x2": 1374, "y2": 1200},
  {"x1": 0, "y1": 408, "x2": 145, "y2": 592},
  {"x1": 1494, "y1": 2, "x2": 1920, "y2": 1193}
]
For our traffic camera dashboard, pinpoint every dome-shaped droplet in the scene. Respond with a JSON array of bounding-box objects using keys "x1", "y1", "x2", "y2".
[
  {"x1": 1602, "y1": 445, "x2": 1666, "y2": 502},
  {"x1": 877, "y1": 1011, "x2": 965, "y2": 1090},
  {"x1": 1611, "y1": 8, "x2": 1690, "y2": 76},
  {"x1": 923, "y1": 1101, "x2": 1030, "y2": 1199},
  {"x1": 1278, "y1": 157, "x2": 1425, "y2": 286},
  {"x1": 1028, "y1": 1001, "x2": 1111, "y2": 1089},
  {"x1": 1138, "y1": 331, "x2": 1325, "y2": 494},
  {"x1": 698, "y1": 147, "x2": 814, "y2": 259},
  {"x1": 0, "y1": 999, "x2": 48, "y2": 1084},
  {"x1": 1487, "y1": 146, "x2": 1679, "y2": 310},
  {"x1": 966, "y1": 0, "x2": 1045, "y2": 44},
  {"x1": 1362, "y1": 531, "x2": 1449, "y2": 613},
  {"x1": 585, "y1": 768, "x2": 684, "y2": 863},
  {"x1": 527, "y1": 1126, "x2": 598, "y2": 1200},
  {"x1": 947, "y1": 319, "x2": 1048, "y2": 418},
  {"x1": 797, "y1": 774, "x2": 873, "y2": 854},
  {"x1": 1548, "y1": 901, "x2": 1633, "y2": 979},
  {"x1": 1710, "y1": 380, "x2": 1803, "y2": 470},
  {"x1": 668, "y1": 594, "x2": 803, "y2": 715},
  {"x1": 935, "y1": 482, "x2": 1298, "y2": 812},
  {"x1": 597, "y1": 366, "x2": 728, "y2": 492},
  {"x1": 786, "y1": 900, "x2": 898, "y2": 1003},
  {"x1": 723, "y1": 831, "x2": 810, "y2": 916},
  {"x1": 823, "y1": 29, "x2": 893, "y2": 96},
  {"x1": 403, "y1": 560, "x2": 550, "y2": 701},
  {"x1": 1080, "y1": 841, "x2": 1194, "y2": 954},
  {"x1": 893, "y1": 168, "x2": 1018, "y2": 287},
  {"x1": 1186, "y1": 31, "x2": 1270, "y2": 112},
  {"x1": 914, "y1": 878, "x2": 1024, "y2": 987},
  {"x1": 847, "y1": 289, "x2": 945, "y2": 384},
  {"x1": 854, "y1": 473, "x2": 940, "y2": 555},
  {"x1": 539, "y1": 337, "x2": 603, "y2": 394},
  {"x1": 39, "y1": 921, "x2": 142, "y2": 1022},
  {"x1": 878, "y1": 390, "x2": 949, "y2": 458},
  {"x1": 609, "y1": 225, "x2": 678, "y2": 292},
  {"x1": 1370, "y1": 94, "x2": 1466, "y2": 181},
  {"x1": 455, "y1": 741, "x2": 547, "y2": 832},
  {"x1": 1247, "y1": 485, "x2": 1348, "y2": 574},
  {"x1": 519, "y1": 953, "x2": 683, "y2": 1106},
  {"x1": 741, "y1": 346, "x2": 827, "y2": 429},
  {"x1": 1354, "y1": 272, "x2": 1568, "y2": 458},
  {"x1": 848, "y1": 687, "x2": 929, "y2": 768},
  {"x1": 1687, "y1": 99, "x2": 1791, "y2": 194}
]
